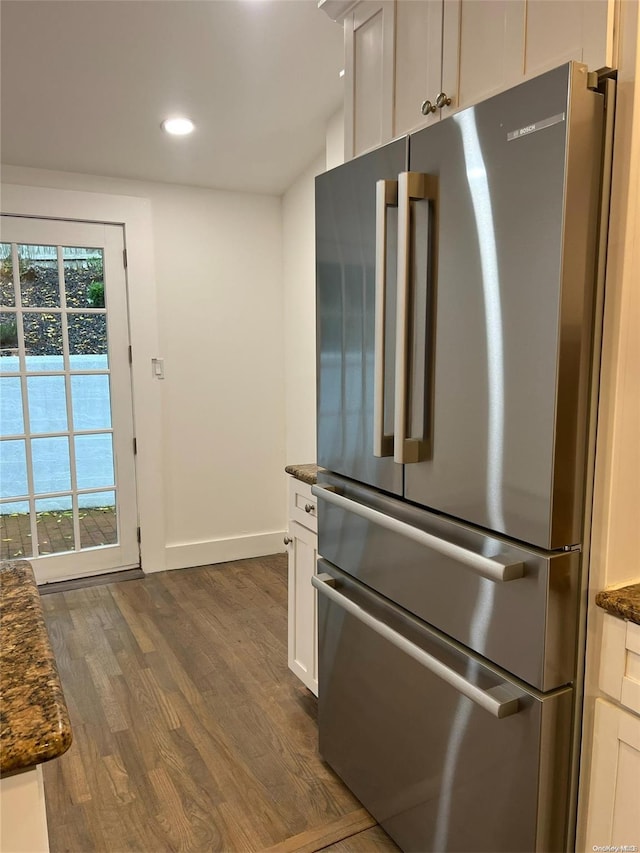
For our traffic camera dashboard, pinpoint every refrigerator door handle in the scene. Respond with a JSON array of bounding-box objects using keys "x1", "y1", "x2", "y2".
[
  {"x1": 312, "y1": 484, "x2": 525, "y2": 582},
  {"x1": 373, "y1": 179, "x2": 398, "y2": 458},
  {"x1": 312, "y1": 571, "x2": 522, "y2": 719},
  {"x1": 394, "y1": 171, "x2": 438, "y2": 464}
]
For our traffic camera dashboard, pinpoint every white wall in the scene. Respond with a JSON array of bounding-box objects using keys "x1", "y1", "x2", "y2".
[
  {"x1": 281, "y1": 154, "x2": 325, "y2": 465},
  {"x1": 281, "y1": 110, "x2": 344, "y2": 465},
  {"x1": 326, "y1": 109, "x2": 345, "y2": 171},
  {"x1": 1, "y1": 165, "x2": 287, "y2": 571},
  {"x1": 145, "y1": 185, "x2": 286, "y2": 566}
]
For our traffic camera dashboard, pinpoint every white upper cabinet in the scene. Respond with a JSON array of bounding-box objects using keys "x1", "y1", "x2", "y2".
[
  {"x1": 394, "y1": 0, "x2": 527, "y2": 135},
  {"x1": 344, "y1": 0, "x2": 395, "y2": 158},
  {"x1": 522, "y1": 0, "x2": 615, "y2": 78},
  {"x1": 449, "y1": 0, "x2": 615, "y2": 123},
  {"x1": 445, "y1": 1, "x2": 526, "y2": 120},
  {"x1": 337, "y1": 0, "x2": 617, "y2": 160},
  {"x1": 393, "y1": 0, "x2": 443, "y2": 135}
]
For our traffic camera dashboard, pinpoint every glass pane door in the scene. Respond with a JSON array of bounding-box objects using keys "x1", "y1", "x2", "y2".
[{"x1": 0, "y1": 217, "x2": 138, "y2": 583}]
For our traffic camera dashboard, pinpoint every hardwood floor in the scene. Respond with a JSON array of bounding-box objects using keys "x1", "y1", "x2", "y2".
[{"x1": 41, "y1": 554, "x2": 399, "y2": 852}]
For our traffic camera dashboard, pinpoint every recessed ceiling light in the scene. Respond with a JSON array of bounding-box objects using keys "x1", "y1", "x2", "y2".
[{"x1": 161, "y1": 117, "x2": 195, "y2": 136}]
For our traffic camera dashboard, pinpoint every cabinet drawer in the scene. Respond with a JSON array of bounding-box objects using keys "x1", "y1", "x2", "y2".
[
  {"x1": 288, "y1": 478, "x2": 317, "y2": 533},
  {"x1": 600, "y1": 614, "x2": 640, "y2": 715}
]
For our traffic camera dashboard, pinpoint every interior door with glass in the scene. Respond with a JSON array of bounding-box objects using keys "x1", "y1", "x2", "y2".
[{"x1": 0, "y1": 215, "x2": 139, "y2": 583}]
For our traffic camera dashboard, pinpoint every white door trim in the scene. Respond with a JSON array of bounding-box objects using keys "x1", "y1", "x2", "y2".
[
  {"x1": 1, "y1": 184, "x2": 166, "y2": 574},
  {"x1": 1, "y1": 216, "x2": 139, "y2": 580}
]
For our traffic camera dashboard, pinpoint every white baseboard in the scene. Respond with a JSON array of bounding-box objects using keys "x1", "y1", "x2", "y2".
[{"x1": 157, "y1": 531, "x2": 286, "y2": 573}]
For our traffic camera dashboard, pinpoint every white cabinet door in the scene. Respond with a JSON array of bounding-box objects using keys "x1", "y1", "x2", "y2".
[
  {"x1": 343, "y1": 0, "x2": 615, "y2": 160},
  {"x1": 344, "y1": 0, "x2": 395, "y2": 158},
  {"x1": 522, "y1": 0, "x2": 614, "y2": 80},
  {"x1": 287, "y1": 519, "x2": 318, "y2": 696},
  {"x1": 394, "y1": 0, "x2": 512, "y2": 132},
  {"x1": 394, "y1": 0, "x2": 443, "y2": 135},
  {"x1": 443, "y1": 0, "x2": 525, "y2": 117},
  {"x1": 441, "y1": 0, "x2": 614, "y2": 119},
  {"x1": 585, "y1": 698, "x2": 640, "y2": 850},
  {"x1": 0, "y1": 766, "x2": 49, "y2": 853}
]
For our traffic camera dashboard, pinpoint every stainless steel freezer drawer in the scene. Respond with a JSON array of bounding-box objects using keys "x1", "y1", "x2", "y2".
[
  {"x1": 313, "y1": 474, "x2": 579, "y2": 692},
  {"x1": 316, "y1": 562, "x2": 573, "y2": 853}
]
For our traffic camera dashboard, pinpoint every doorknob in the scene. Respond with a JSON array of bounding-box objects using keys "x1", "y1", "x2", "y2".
[
  {"x1": 435, "y1": 92, "x2": 452, "y2": 109},
  {"x1": 421, "y1": 99, "x2": 436, "y2": 116}
]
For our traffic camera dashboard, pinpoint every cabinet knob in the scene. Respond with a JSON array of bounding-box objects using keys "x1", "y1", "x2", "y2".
[
  {"x1": 283, "y1": 536, "x2": 292, "y2": 545},
  {"x1": 421, "y1": 99, "x2": 436, "y2": 116},
  {"x1": 435, "y1": 92, "x2": 452, "y2": 110},
  {"x1": 304, "y1": 503, "x2": 315, "y2": 514}
]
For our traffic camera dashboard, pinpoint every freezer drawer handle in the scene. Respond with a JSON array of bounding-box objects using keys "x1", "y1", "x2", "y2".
[
  {"x1": 311, "y1": 484, "x2": 524, "y2": 583},
  {"x1": 312, "y1": 572, "x2": 521, "y2": 719},
  {"x1": 373, "y1": 178, "x2": 398, "y2": 458}
]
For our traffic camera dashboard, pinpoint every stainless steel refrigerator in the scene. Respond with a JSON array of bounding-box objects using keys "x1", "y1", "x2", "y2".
[{"x1": 312, "y1": 62, "x2": 614, "y2": 852}]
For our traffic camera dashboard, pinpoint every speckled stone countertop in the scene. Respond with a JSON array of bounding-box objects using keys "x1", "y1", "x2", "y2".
[
  {"x1": 285, "y1": 464, "x2": 320, "y2": 486},
  {"x1": 596, "y1": 583, "x2": 640, "y2": 626},
  {"x1": 0, "y1": 560, "x2": 72, "y2": 773}
]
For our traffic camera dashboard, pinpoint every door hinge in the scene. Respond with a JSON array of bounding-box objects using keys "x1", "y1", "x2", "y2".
[
  {"x1": 123, "y1": 248, "x2": 128, "y2": 268},
  {"x1": 588, "y1": 67, "x2": 617, "y2": 93},
  {"x1": 128, "y1": 345, "x2": 132, "y2": 364},
  {"x1": 137, "y1": 526, "x2": 141, "y2": 544},
  {"x1": 133, "y1": 437, "x2": 137, "y2": 455}
]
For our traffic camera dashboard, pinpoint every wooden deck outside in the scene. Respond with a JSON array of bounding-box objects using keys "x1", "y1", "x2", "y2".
[{"x1": 1, "y1": 507, "x2": 116, "y2": 561}]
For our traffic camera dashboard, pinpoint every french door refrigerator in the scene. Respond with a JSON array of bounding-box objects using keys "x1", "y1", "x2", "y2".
[{"x1": 313, "y1": 62, "x2": 613, "y2": 852}]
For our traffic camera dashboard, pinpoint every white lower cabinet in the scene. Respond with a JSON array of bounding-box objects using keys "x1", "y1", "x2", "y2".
[
  {"x1": 584, "y1": 614, "x2": 640, "y2": 850},
  {"x1": 286, "y1": 477, "x2": 319, "y2": 696},
  {"x1": 585, "y1": 698, "x2": 640, "y2": 849},
  {"x1": 0, "y1": 765, "x2": 49, "y2": 853},
  {"x1": 599, "y1": 614, "x2": 640, "y2": 715}
]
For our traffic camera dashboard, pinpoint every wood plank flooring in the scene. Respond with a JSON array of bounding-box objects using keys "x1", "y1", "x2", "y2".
[{"x1": 41, "y1": 554, "x2": 399, "y2": 852}]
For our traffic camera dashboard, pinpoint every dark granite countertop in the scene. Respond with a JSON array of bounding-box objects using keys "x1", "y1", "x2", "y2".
[
  {"x1": 0, "y1": 560, "x2": 72, "y2": 773},
  {"x1": 285, "y1": 464, "x2": 320, "y2": 486},
  {"x1": 596, "y1": 583, "x2": 640, "y2": 626}
]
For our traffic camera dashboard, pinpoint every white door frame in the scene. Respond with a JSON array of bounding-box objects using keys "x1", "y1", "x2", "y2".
[
  {"x1": 1, "y1": 184, "x2": 166, "y2": 575},
  {"x1": 1, "y1": 216, "x2": 139, "y2": 580}
]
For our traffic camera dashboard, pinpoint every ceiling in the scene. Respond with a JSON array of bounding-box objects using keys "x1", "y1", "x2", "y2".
[{"x1": 0, "y1": 0, "x2": 344, "y2": 195}]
